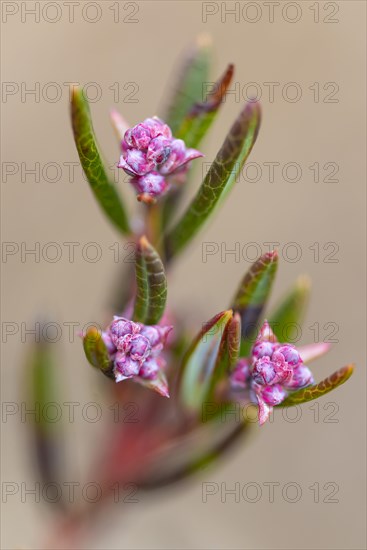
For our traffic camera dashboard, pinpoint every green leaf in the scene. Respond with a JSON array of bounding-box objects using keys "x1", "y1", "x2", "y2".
[
  {"x1": 83, "y1": 327, "x2": 112, "y2": 375},
  {"x1": 133, "y1": 236, "x2": 167, "y2": 325},
  {"x1": 176, "y1": 63, "x2": 234, "y2": 149},
  {"x1": 278, "y1": 365, "x2": 354, "y2": 407},
  {"x1": 269, "y1": 275, "x2": 311, "y2": 342},
  {"x1": 29, "y1": 343, "x2": 56, "y2": 436},
  {"x1": 164, "y1": 101, "x2": 261, "y2": 260},
  {"x1": 70, "y1": 87, "x2": 130, "y2": 235},
  {"x1": 177, "y1": 310, "x2": 234, "y2": 412},
  {"x1": 231, "y1": 251, "x2": 278, "y2": 356},
  {"x1": 164, "y1": 33, "x2": 212, "y2": 135},
  {"x1": 25, "y1": 339, "x2": 63, "y2": 488},
  {"x1": 138, "y1": 415, "x2": 250, "y2": 489},
  {"x1": 227, "y1": 312, "x2": 242, "y2": 371}
]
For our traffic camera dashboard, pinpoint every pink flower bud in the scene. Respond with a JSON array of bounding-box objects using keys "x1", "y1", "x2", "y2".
[
  {"x1": 114, "y1": 352, "x2": 141, "y2": 379},
  {"x1": 109, "y1": 317, "x2": 140, "y2": 349},
  {"x1": 143, "y1": 117, "x2": 172, "y2": 140},
  {"x1": 117, "y1": 116, "x2": 203, "y2": 200},
  {"x1": 285, "y1": 364, "x2": 314, "y2": 389},
  {"x1": 106, "y1": 315, "x2": 172, "y2": 392},
  {"x1": 260, "y1": 384, "x2": 287, "y2": 406},
  {"x1": 231, "y1": 358, "x2": 250, "y2": 389},
  {"x1": 118, "y1": 149, "x2": 154, "y2": 176},
  {"x1": 131, "y1": 172, "x2": 169, "y2": 198},
  {"x1": 277, "y1": 344, "x2": 302, "y2": 366},
  {"x1": 252, "y1": 341, "x2": 276, "y2": 360},
  {"x1": 160, "y1": 139, "x2": 203, "y2": 175},
  {"x1": 252, "y1": 356, "x2": 277, "y2": 385},
  {"x1": 128, "y1": 334, "x2": 151, "y2": 364},
  {"x1": 139, "y1": 357, "x2": 161, "y2": 380},
  {"x1": 271, "y1": 350, "x2": 292, "y2": 384},
  {"x1": 124, "y1": 123, "x2": 151, "y2": 150},
  {"x1": 146, "y1": 136, "x2": 172, "y2": 165}
]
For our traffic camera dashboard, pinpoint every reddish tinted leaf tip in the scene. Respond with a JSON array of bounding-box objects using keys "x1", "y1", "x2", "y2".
[
  {"x1": 265, "y1": 249, "x2": 278, "y2": 262},
  {"x1": 138, "y1": 235, "x2": 150, "y2": 249}
]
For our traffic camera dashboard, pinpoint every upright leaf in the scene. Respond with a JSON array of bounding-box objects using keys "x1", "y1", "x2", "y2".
[
  {"x1": 164, "y1": 101, "x2": 261, "y2": 260},
  {"x1": 176, "y1": 64, "x2": 234, "y2": 149},
  {"x1": 227, "y1": 312, "x2": 242, "y2": 370},
  {"x1": 25, "y1": 341, "x2": 62, "y2": 490},
  {"x1": 83, "y1": 326, "x2": 112, "y2": 375},
  {"x1": 231, "y1": 251, "x2": 278, "y2": 356},
  {"x1": 177, "y1": 310, "x2": 234, "y2": 412},
  {"x1": 164, "y1": 33, "x2": 212, "y2": 134},
  {"x1": 269, "y1": 275, "x2": 311, "y2": 342},
  {"x1": 133, "y1": 236, "x2": 167, "y2": 325},
  {"x1": 71, "y1": 87, "x2": 130, "y2": 234},
  {"x1": 279, "y1": 365, "x2": 354, "y2": 407}
]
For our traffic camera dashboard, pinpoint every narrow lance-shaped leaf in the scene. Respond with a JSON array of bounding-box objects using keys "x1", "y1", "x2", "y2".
[
  {"x1": 25, "y1": 340, "x2": 62, "y2": 489},
  {"x1": 164, "y1": 33, "x2": 212, "y2": 135},
  {"x1": 164, "y1": 101, "x2": 261, "y2": 260},
  {"x1": 176, "y1": 63, "x2": 234, "y2": 149},
  {"x1": 133, "y1": 236, "x2": 167, "y2": 325},
  {"x1": 269, "y1": 275, "x2": 311, "y2": 342},
  {"x1": 227, "y1": 312, "x2": 241, "y2": 370},
  {"x1": 161, "y1": 64, "x2": 234, "y2": 230},
  {"x1": 70, "y1": 87, "x2": 130, "y2": 234},
  {"x1": 177, "y1": 310, "x2": 234, "y2": 412},
  {"x1": 278, "y1": 365, "x2": 354, "y2": 407},
  {"x1": 206, "y1": 311, "x2": 241, "y2": 402},
  {"x1": 138, "y1": 415, "x2": 250, "y2": 489},
  {"x1": 83, "y1": 327, "x2": 112, "y2": 376},
  {"x1": 231, "y1": 251, "x2": 278, "y2": 357}
]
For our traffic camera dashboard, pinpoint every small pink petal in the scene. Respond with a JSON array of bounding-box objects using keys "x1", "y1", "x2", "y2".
[
  {"x1": 298, "y1": 342, "x2": 331, "y2": 363},
  {"x1": 117, "y1": 154, "x2": 137, "y2": 176},
  {"x1": 257, "y1": 320, "x2": 278, "y2": 344},
  {"x1": 110, "y1": 109, "x2": 130, "y2": 142},
  {"x1": 256, "y1": 394, "x2": 272, "y2": 425},
  {"x1": 136, "y1": 370, "x2": 170, "y2": 398}
]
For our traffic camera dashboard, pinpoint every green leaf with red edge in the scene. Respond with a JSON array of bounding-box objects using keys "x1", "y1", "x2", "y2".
[
  {"x1": 177, "y1": 310, "x2": 234, "y2": 412},
  {"x1": 164, "y1": 101, "x2": 261, "y2": 260},
  {"x1": 278, "y1": 365, "x2": 354, "y2": 407},
  {"x1": 269, "y1": 275, "x2": 311, "y2": 342},
  {"x1": 137, "y1": 414, "x2": 251, "y2": 489},
  {"x1": 231, "y1": 251, "x2": 278, "y2": 357},
  {"x1": 70, "y1": 87, "x2": 130, "y2": 235},
  {"x1": 176, "y1": 63, "x2": 234, "y2": 149},
  {"x1": 133, "y1": 236, "x2": 167, "y2": 325},
  {"x1": 83, "y1": 326, "x2": 112, "y2": 375},
  {"x1": 164, "y1": 34, "x2": 212, "y2": 135}
]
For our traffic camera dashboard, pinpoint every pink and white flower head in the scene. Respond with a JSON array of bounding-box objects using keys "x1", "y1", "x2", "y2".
[
  {"x1": 230, "y1": 320, "x2": 315, "y2": 425},
  {"x1": 103, "y1": 316, "x2": 172, "y2": 397},
  {"x1": 117, "y1": 117, "x2": 203, "y2": 202}
]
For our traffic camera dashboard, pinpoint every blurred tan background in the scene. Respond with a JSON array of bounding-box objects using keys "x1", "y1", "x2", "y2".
[{"x1": 1, "y1": 1, "x2": 366, "y2": 548}]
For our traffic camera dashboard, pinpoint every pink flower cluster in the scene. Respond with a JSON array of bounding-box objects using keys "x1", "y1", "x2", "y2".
[
  {"x1": 117, "y1": 117, "x2": 203, "y2": 200},
  {"x1": 102, "y1": 316, "x2": 172, "y2": 385},
  {"x1": 231, "y1": 321, "x2": 314, "y2": 424}
]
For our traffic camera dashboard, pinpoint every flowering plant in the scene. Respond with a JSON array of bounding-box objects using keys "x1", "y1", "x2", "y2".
[{"x1": 27, "y1": 37, "x2": 353, "y2": 546}]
